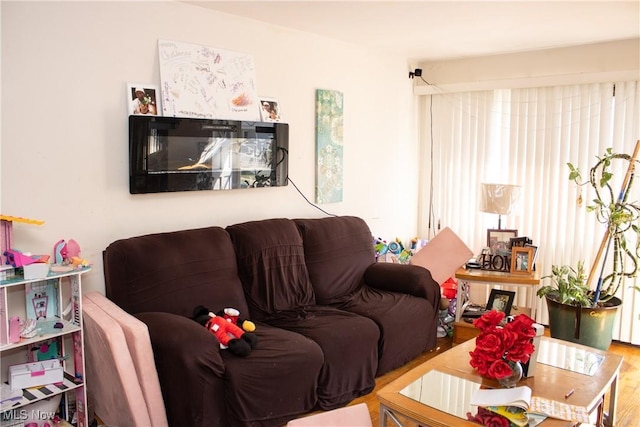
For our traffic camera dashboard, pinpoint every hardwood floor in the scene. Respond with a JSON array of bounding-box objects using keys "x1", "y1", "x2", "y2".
[{"x1": 348, "y1": 336, "x2": 640, "y2": 426}]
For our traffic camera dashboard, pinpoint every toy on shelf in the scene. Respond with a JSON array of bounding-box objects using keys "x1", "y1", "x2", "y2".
[
  {"x1": 3, "y1": 249, "x2": 49, "y2": 268},
  {"x1": 52, "y1": 239, "x2": 91, "y2": 270},
  {"x1": 1, "y1": 214, "x2": 45, "y2": 266}
]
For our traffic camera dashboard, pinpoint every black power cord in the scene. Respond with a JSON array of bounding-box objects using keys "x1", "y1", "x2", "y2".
[
  {"x1": 287, "y1": 176, "x2": 337, "y2": 217},
  {"x1": 277, "y1": 146, "x2": 336, "y2": 217},
  {"x1": 409, "y1": 68, "x2": 436, "y2": 86}
]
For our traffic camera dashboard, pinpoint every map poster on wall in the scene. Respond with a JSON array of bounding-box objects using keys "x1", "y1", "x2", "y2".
[
  {"x1": 158, "y1": 39, "x2": 261, "y2": 121},
  {"x1": 315, "y1": 89, "x2": 344, "y2": 204}
]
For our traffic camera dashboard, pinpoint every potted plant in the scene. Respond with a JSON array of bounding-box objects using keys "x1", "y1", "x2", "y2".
[
  {"x1": 537, "y1": 262, "x2": 622, "y2": 350},
  {"x1": 537, "y1": 142, "x2": 640, "y2": 350}
]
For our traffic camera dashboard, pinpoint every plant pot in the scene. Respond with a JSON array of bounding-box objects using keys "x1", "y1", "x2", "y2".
[{"x1": 545, "y1": 295, "x2": 621, "y2": 351}]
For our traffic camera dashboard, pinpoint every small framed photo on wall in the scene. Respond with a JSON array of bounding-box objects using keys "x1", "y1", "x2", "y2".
[
  {"x1": 486, "y1": 289, "x2": 516, "y2": 315},
  {"x1": 259, "y1": 97, "x2": 282, "y2": 122},
  {"x1": 127, "y1": 83, "x2": 160, "y2": 116},
  {"x1": 511, "y1": 246, "x2": 534, "y2": 274}
]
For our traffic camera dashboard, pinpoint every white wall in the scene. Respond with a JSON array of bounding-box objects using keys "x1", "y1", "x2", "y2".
[
  {"x1": 1, "y1": 1, "x2": 419, "y2": 294},
  {"x1": 413, "y1": 39, "x2": 639, "y2": 94}
]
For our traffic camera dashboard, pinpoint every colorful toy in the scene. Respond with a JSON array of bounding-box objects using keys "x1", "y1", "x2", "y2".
[
  {"x1": 387, "y1": 239, "x2": 403, "y2": 255},
  {"x1": 373, "y1": 237, "x2": 388, "y2": 256},
  {"x1": 374, "y1": 237, "x2": 415, "y2": 264},
  {"x1": 3, "y1": 249, "x2": 48, "y2": 268},
  {"x1": 193, "y1": 306, "x2": 258, "y2": 357},
  {"x1": 1, "y1": 215, "x2": 44, "y2": 266},
  {"x1": 216, "y1": 307, "x2": 256, "y2": 333},
  {"x1": 53, "y1": 239, "x2": 90, "y2": 268}
]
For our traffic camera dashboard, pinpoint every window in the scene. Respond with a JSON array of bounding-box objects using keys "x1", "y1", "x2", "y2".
[{"x1": 419, "y1": 81, "x2": 640, "y2": 344}]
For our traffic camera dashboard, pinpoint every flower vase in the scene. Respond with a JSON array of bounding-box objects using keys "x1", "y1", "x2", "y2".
[{"x1": 498, "y1": 360, "x2": 523, "y2": 388}]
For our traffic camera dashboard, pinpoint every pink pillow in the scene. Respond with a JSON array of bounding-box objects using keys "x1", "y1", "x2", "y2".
[
  {"x1": 286, "y1": 403, "x2": 372, "y2": 426},
  {"x1": 82, "y1": 295, "x2": 152, "y2": 426},
  {"x1": 410, "y1": 227, "x2": 473, "y2": 285},
  {"x1": 84, "y1": 292, "x2": 168, "y2": 427}
]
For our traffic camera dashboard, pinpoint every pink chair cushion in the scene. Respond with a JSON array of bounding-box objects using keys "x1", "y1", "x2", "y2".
[
  {"x1": 84, "y1": 291, "x2": 168, "y2": 427},
  {"x1": 82, "y1": 295, "x2": 152, "y2": 426},
  {"x1": 286, "y1": 403, "x2": 372, "y2": 426},
  {"x1": 410, "y1": 227, "x2": 473, "y2": 284}
]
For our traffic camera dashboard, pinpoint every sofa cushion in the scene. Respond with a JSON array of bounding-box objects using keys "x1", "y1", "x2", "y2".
[
  {"x1": 136, "y1": 312, "x2": 228, "y2": 427},
  {"x1": 226, "y1": 218, "x2": 315, "y2": 320},
  {"x1": 294, "y1": 216, "x2": 375, "y2": 304},
  {"x1": 227, "y1": 218, "x2": 380, "y2": 410},
  {"x1": 296, "y1": 217, "x2": 442, "y2": 375},
  {"x1": 104, "y1": 226, "x2": 249, "y2": 318},
  {"x1": 221, "y1": 323, "x2": 324, "y2": 426},
  {"x1": 337, "y1": 287, "x2": 436, "y2": 375},
  {"x1": 262, "y1": 305, "x2": 379, "y2": 410}
]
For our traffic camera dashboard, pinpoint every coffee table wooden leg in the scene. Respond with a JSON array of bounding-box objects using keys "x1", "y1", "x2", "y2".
[
  {"x1": 596, "y1": 397, "x2": 605, "y2": 427},
  {"x1": 605, "y1": 374, "x2": 619, "y2": 427}
]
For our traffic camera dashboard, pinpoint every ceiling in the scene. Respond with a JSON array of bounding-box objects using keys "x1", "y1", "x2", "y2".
[{"x1": 184, "y1": 1, "x2": 639, "y2": 62}]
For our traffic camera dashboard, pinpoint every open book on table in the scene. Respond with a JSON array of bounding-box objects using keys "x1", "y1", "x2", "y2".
[
  {"x1": 470, "y1": 386, "x2": 533, "y2": 427},
  {"x1": 471, "y1": 386, "x2": 532, "y2": 411},
  {"x1": 470, "y1": 386, "x2": 591, "y2": 424}
]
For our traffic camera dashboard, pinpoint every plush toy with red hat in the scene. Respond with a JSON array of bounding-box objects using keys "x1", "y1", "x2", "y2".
[
  {"x1": 193, "y1": 306, "x2": 258, "y2": 357},
  {"x1": 216, "y1": 307, "x2": 256, "y2": 332}
]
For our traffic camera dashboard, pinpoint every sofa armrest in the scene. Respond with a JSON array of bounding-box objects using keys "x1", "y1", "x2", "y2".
[
  {"x1": 135, "y1": 312, "x2": 227, "y2": 427},
  {"x1": 364, "y1": 263, "x2": 441, "y2": 306}
]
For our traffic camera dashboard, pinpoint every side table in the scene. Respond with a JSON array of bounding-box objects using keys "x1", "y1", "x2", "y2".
[{"x1": 453, "y1": 266, "x2": 542, "y2": 343}]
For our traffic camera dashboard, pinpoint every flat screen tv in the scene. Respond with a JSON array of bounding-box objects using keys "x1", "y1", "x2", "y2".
[{"x1": 129, "y1": 116, "x2": 289, "y2": 194}]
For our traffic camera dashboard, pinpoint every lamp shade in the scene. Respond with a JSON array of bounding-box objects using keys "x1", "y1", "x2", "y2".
[{"x1": 479, "y1": 184, "x2": 522, "y2": 215}]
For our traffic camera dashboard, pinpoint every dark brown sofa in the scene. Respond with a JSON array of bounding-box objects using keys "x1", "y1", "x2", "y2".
[{"x1": 103, "y1": 216, "x2": 441, "y2": 427}]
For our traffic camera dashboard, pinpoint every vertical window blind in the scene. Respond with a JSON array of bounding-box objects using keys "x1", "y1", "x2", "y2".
[{"x1": 419, "y1": 81, "x2": 640, "y2": 344}]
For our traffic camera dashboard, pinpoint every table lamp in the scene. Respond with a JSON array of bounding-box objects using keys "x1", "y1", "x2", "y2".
[{"x1": 479, "y1": 183, "x2": 522, "y2": 229}]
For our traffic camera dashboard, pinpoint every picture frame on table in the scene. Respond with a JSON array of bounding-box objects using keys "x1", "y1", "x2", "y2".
[
  {"x1": 486, "y1": 289, "x2": 516, "y2": 315},
  {"x1": 525, "y1": 244, "x2": 539, "y2": 270},
  {"x1": 509, "y1": 236, "x2": 532, "y2": 248},
  {"x1": 127, "y1": 83, "x2": 160, "y2": 116},
  {"x1": 259, "y1": 97, "x2": 282, "y2": 122},
  {"x1": 487, "y1": 229, "x2": 518, "y2": 254},
  {"x1": 510, "y1": 246, "x2": 534, "y2": 274}
]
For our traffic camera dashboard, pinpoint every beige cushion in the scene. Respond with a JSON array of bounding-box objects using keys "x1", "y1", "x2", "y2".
[
  {"x1": 410, "y1": 227, "x2": 473, "y2": 285},
  {"x1": 286, "y1": 403, "x2": 372, "y2": 426},
  {"x1": 83, "y1": 291, "x2": 168, "y2": 427},
  {"x1": 83, "y1": 295, "x2": 152, "y2": 426}
]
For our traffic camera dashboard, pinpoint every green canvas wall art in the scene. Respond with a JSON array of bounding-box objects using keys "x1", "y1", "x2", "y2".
[{"x1": 315, "y1": 89, "x2": 344, "y2": 203}]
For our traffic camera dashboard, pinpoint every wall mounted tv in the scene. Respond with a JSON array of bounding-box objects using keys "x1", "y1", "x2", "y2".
[{"x1": 129, "y1": 116, "x2": 289, "y2": 194}]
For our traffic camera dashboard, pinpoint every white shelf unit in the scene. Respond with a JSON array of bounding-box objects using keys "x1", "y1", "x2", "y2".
[{"x1": 0, "y1": 267, "x2": 90, "y2": 427}]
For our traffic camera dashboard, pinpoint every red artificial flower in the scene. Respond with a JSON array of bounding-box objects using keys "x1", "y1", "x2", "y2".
[
  {"x1": 473, "y1": 309, "x2": 505, "y2": 330},
  {"x1": 467, "y1": 407, "x2": 510, "y2": 427},
  {"x1": 487, "y1": 358, "x2": 513, "y2": 379},
  {"x1": 468, "y1": 310, "x2": 536, "y2": 380}
]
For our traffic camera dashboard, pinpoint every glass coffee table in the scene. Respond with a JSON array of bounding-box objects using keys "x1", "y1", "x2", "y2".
[{"x1": 377, "y1": 336, "x2": 622, "y2": 427}]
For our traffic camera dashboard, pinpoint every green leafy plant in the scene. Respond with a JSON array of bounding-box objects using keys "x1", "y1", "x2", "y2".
[
  {"x1": 537, "y1": 262, "x2": 592, "y2": 306},
  {"x1": 566, "y1": 147, "x2": 640, "y2": 304}
]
